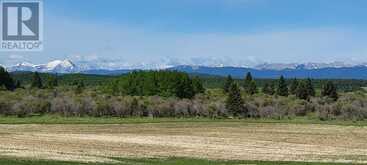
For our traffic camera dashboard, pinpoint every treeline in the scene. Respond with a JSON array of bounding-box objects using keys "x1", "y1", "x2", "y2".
[
  {"x1": 7, "y1": 70, "x2": 367, "y2": 91},
  {"x1": 202, "y1": 76, "x2": 367, "y2": 92},
  {"x1": 223, "y1": 73, "x2": 339, "y2": 117},
  {"x1": 104, "y1": 71, "x2": 204, "y2": 99},
  {"x1": 4, "y1": 71, "x2": 88, "y2": 91},
  {"x1": 1, "y1": 86, "x2": 367, "y2": 121},
  {"x1": 8, "y1": 71, "x2": 205, "y2": 99},
  {"x1": 2, "y1": 68, "x2": 367, "y2": 121},
  {"x1": 223, "y1": 73, "x2": 338, "y2": 99},
  {"x1": 4, "y1": 70, "x2": 206, "y2": 99},
  {"x1": 0, "y1": 67, "x2": 354, "y2": 102},
  {"x1": 0, "y1": 67, "x2": 16, "y2": 90},
  {"x1": 11, "y1": 71, "x2": 114, "y2": 86}
]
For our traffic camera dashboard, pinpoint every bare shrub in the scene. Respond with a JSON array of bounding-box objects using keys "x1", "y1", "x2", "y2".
[
  {"x1": 339, "y1": 101, "x2": 367, "y2": 121},
  {"x1": 79, "y1": 97, "x2": 97, "y2": 117},
  {"x1": 11, "y1": 96, "x2": 50, "y2": 117},
  {"x1": 0, "y1": 98, "x2": 13, "y2": 115},
  {"x1": 317, "y1": 104, "x2": 335, "y2": 121},
  {"x1": 245, "y1": 103, "x2": 259, "y2": 118},
  {"x1": 110, "y1": 98, "x2": 128, "y2": 117},
  {"x1": 12, "y1": 102, "x2": 30, "y2": 117},
  {"x1": 145, "y1": 96, "x2": 176, "y2": 117},
  {"x1": 207, "y1": 101, "x2": 227, "y2": 118},
  {"x1": 174, "y1": 99, "x2": 191, "y2": 117},
  {"x1": 50, "y1": 96, "x2": 79, "y2": 117},
  {"x1": 259, "y1": 106, "x2": 276, "y2": 118},
  {"x1": 189, "y1": 99, "x2": 207, "y2": 117}
]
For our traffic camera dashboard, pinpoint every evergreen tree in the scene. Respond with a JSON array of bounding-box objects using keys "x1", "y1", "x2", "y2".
[
  {"x1": 0, "y1": 67, "x2": 15, "y2": 90},
  {"x1": 115, "y1": 71, "x2": 202, "y2": 99},
  {"x1": 289, "y1": 78, "x2": 299, "y2": 95},
  {"x1": 46, "y1": 76, "x2": 58, "y2": 89},
  {"x1": 245, "y1": 72, "x2": 253, "y2": 82},
  {"x1": 243, "y1": 72, "x2": 257, "y2": 95},
  {"x1": 243, "y1": 72, "x2": 252, "y2": 90},
  {"x1": 225, "y1": 83, "x2": 245, "y2": 117},
  {"x1": 176, "y1": 75, "x2": 195, "y2": 99},
  {"x1": 322, "y1": 81, "x2": 338, "y2": 101},
  {"x1": 269, "y1": 83, "x2": 276, "y2": 95},
  {"x1": 192, "y1": 76, "x2": 205, "y2": 94},
  {"x1": 305, "y1": 78, "x2": 315, "y2": 97},
  {"x1": 75, "y1": 80, "x2": 85, "y2": 94},
  {"x1": 108, "y1": 80, "x2": 123, "y2": 96},
  {"x1": 247, "y1": 80, "x2": 257, "y2": 95},
  {"x1": 142, "y1": 73, "x2": 158, "y2": 96},
  {"x1": 15, "y1": 80, "x2": 21, "y2": 89},
  {"x1": 31, "y1": 72, "x2": 43, "y2": 89},
  {"x1": 276, "y1": 75, "x2": 288, "y2": 96},
  {"x1": 295, "y1": 81, "x2": 310, "y2": 100},
  {"x1": 223, "y1": 75, "x2": 234, "y2": 93},
  {"x1": 262, "y1": 83, "x2": 269, "y2": 94},
  {"x1": 125, "y1": 71, "x2": 139, "y2": 96},
  {"x1": 263, "y1": 82, "x2": 275, "y2": 95}
]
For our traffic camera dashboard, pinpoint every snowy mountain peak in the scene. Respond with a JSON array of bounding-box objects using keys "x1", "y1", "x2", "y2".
[
  {"x1": 16, "y1": 62, "x2": 36, "y2": 67},
  {"x1": 8, "y1": 59, "x2": 78, "y2": 73},
  {"x1": 254, "y1": 62, "x2": 357, "y2": 70},
  {"x1": 5, "y1": 58, "x2": 367, "y2": 74},
  {"x1": 46, "y1": 59, "x2": 76, "y2": 70}
]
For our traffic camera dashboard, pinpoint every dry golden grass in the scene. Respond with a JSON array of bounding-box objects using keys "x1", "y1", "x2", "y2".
[{"x1": 0, "y1": 122, "x2": 367, "y2": 163}]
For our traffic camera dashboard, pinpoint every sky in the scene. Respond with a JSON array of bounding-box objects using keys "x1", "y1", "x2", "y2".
[{"x1": 1, "y1": 0, "x2": 367, "y2": 67}]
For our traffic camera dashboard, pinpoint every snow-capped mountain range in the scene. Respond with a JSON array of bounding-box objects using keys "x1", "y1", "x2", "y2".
[
  {"x1": 7, "y1": 59, "x2": 77, "y2": 73},
  {"x1": 3, "y1": 59, "x2": 366, "y2": 72},
  {"x1": 2, "y1": 59, "x2": 367, "y2": 78},
  {"x1": 254, "y1": 62, "x2": 360, "y2": 70}
]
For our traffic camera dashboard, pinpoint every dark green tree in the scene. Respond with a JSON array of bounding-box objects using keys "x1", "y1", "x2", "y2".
[
  {"x1": 0, "y1": 67, "x2": 15, "y2": 90},
  {"x1": 117, "y1": 71, "x2": 201, "y2": 99},
  {"x1": 141, "y1": 73, "x2": 158, "y2": 96},
  {"x1": 15, "y1": 80, "x2": 22, "y2": 89},
  {"x1": 276, "y1": 75, "x2": 288, "y2": 96},
  {"x1": 31, "y1": 72, "x2": 43, "y2": 89},
  {"x1": 74, "y1": 80, "x2": 85, "y2": 94},
  {"x1": 247, "y1": 80, "x2": 257, "y2": 95},
  {"x1": 296, "y1": 81, "x2": 310, "y2": 100},
  {"x1": 305, "y1": 78, "x2": 315, "y2": 97},
  {"x1": 245, "y1": 72, "x2": 253, "y2": 82},
  {"x1": 243, "y1": 72, "x2": 252, "y2": 90},
  {"x1": 243, "y1": 72, "x2": 257, "y2": 95},
  {"x1": 46, "y1": 76, "x2": 58, "y2": 89},
  {"x1": 223, "y1": 75, "x2": 234, "y2": 93},
  {"x1": 107, "y1": 80, "x2": 124, "y2": 96},
  {"x1": 225, "y1": 83, "x2": 245, "y2": 117},
  {"x1": 322, "y1": 81, "x2": 338, "y2": 101},
  {"x1": 176, "y1": 74, "x2": 195, "y2": 99},
  {"x1": 289, "y1": 78, "x2": 299, "y2": 95},
  {"x1": 192, "y1": 76, "x2": 205, "y2": 94}
]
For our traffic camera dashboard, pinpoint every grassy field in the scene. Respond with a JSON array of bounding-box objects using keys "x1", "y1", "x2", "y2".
[
  {"x1": 1, "y1": 115, "x2": 367, "y2": 126},
  {"x1": 0, "y1": 157, "x2": 359, "y2": 165},
  {"x1": 0, "y1": 121, "x2": 367, "y2": 164}
]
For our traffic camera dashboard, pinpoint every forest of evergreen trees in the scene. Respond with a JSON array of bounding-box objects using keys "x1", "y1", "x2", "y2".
[
  {"x1": 1, "y1": 66, "x2": 367, "y2": 120},
  {"x1": 0, "y1": 67, "x2": 16, "y2": 91},
  {"x1": 104, "y1": 71, "x2": 205, "y2": 98}
]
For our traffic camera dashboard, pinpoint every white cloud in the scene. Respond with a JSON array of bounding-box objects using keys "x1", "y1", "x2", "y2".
[{"x1": 1, "y1": 15, "x2": 367, "y2": 67}]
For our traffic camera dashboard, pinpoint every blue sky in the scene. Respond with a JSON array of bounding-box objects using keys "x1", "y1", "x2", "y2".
[{"x1": 1, "y1": 0, "x2": 367, "y2": 67}]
